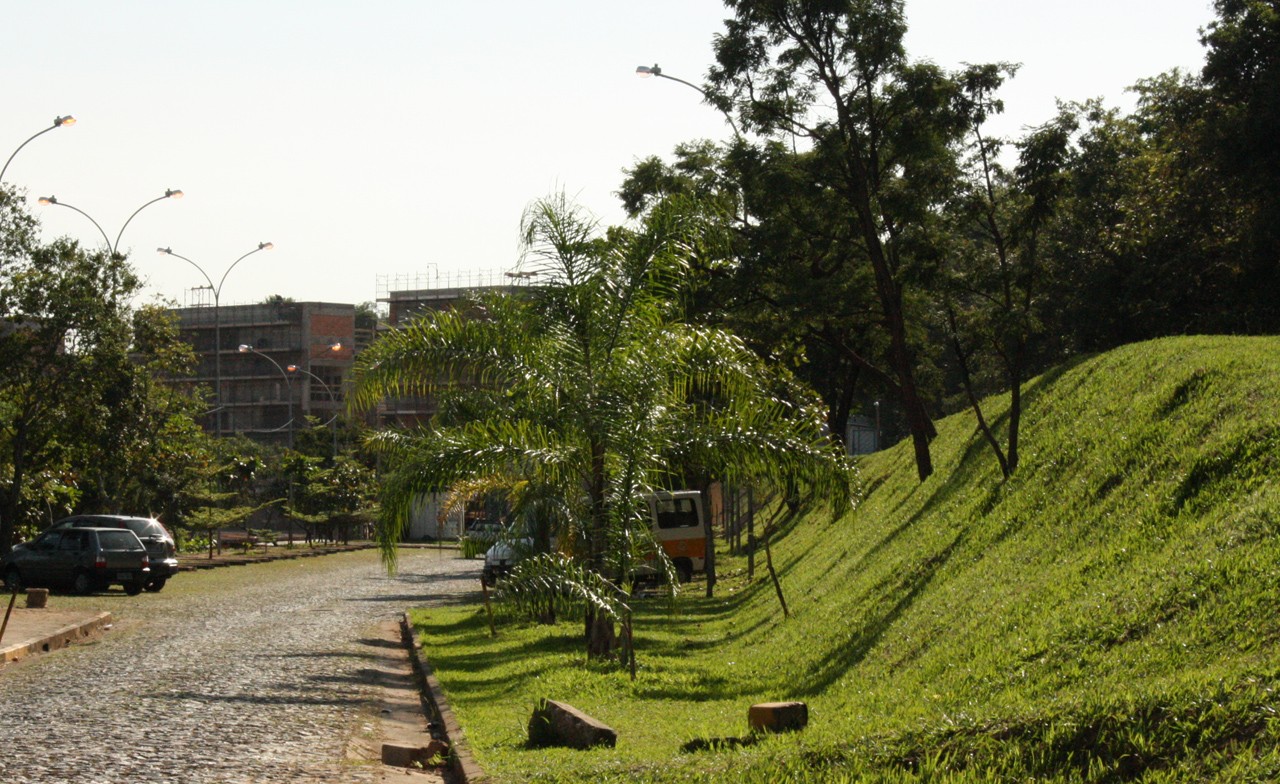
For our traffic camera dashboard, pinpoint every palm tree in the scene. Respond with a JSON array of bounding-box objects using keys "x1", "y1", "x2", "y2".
[{"x1": 350, "y1": 194, "x2": 855, "y2": 656}]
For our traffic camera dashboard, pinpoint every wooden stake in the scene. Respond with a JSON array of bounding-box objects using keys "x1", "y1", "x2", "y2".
[
  {"x1": 0, "y1": 589, "x2": 17, "y2": 647},
  {"x1": 481, "y1": 579, "x2": 497, "y2": 637}
]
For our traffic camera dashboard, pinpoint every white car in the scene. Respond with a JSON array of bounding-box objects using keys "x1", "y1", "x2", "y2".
[{"x1": 481, "y1": 537, "x2": 533, "y2": 587}]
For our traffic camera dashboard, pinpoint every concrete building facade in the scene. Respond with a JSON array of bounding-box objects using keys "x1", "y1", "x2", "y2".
[{"x1": 171, "y1": 300, "x2": 357, "y2": 443}]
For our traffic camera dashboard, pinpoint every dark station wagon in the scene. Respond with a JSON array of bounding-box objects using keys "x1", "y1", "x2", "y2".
[
  {"x1": 3, "y1": 527, "x2": 151, "y2": 595},
  {"x1": 51, "y1": 515, "x2": 179, "y2": 592}
]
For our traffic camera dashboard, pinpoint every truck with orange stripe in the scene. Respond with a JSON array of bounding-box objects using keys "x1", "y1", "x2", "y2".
[{"x1": 646, "y1": 490, "x2": 708, "y2": 583}]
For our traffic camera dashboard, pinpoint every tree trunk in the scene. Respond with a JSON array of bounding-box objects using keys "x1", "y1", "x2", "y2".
[
  {"x1": 763, "y1": 506, "x2": 794, "y2": 618},
  {"x1": 0, "y1": 450, "x2": 28, "y2": 554},
  {"x1": 585, "y1": 606, "x2": 616, "y2": 660},
  {"x1": 1007, "y1": 346, "x2": 1024, "y2": 475},
  {"x1": 584, "y1": 439, "x2": 615, "y2": 657},
  {"x1": 850, "y1": 202, "x2": 935, "y2": 480},
  {"x1": 948, "y1": 308, "x2": 1009, "y2": 478},
  {"x1": 830, "y1": 364, "x2": 860, "y2": 449}
]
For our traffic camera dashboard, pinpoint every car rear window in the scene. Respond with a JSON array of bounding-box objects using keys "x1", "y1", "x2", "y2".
[
  {"x1": 123, "y1": 519, "x2": 166, "y2": 538},
  {"x1": 97, "y1": 530, "x2": 143, "y2": 551}
]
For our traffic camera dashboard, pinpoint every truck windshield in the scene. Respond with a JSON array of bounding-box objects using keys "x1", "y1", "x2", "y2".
[{"x1": 654, "y1": 498, "x2": 700, "y2": 529}]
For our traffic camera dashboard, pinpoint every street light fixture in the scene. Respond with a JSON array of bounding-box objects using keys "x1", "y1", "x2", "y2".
[
  {"x1": 635, "y1": 64, "x2": 740, "y2": 137},
  {"x1": 160, "y1": 241, "x2": 275, "y2": 436},
  {"x1": 1, "y1": 115, "x2": 75, "y2": 183},
  {"x1": 635, "y1": 62, "x2": 747, "y2": 227},
  {"x1": 239, "y1": 344, "x2": 294, "y2": 448},
  {"x1": 286, "y1": 363, "x2": 338, "y2": 458},
  {"x1": 37, "y1": 195, "x2": 110, "y2": 250},
  {"x1": 39, "y1": 188, "x2": 182, "y2": 255}
]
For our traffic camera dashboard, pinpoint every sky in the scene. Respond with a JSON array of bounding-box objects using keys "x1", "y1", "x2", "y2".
[{"x1": 2, "y1": 0, "x2": 1217, "y2": 310}]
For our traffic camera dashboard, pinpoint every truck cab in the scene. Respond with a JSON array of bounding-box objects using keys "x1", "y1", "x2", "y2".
[
  {"x1": 480, "y1": 490, "x2": 709, "y2": 586},
  {"x1": 646, "y1": 490, "x2": 707, "y2": 583}
]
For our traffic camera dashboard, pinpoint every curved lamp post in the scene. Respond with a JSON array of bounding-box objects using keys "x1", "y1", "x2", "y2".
[
  {"x1": 39, "y1": 189, "x2": 182, "y2": 255},
  {"x1": 286, "y1": 362, "x2": 338, "y2": 458},
  {"x1": 159, "y1": 242, "x2": 274, "y2": 436},
  {"x1": 635, "y1": 64, "x2": 740, "y2": 137},
  {"x1": 636, "y1": 63, "x2": 747, "y2": 226},
  {"x1": 239, "y1": 344, "x2": 294, "y2": 448},
  {"x1": 1, "y1": 115, "x2": 75, "y2": 183}
]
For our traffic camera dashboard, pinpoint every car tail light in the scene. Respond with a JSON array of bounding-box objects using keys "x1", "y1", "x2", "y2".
[
  {"x1": 142, "y1": 555, "x2": 150, "y2": 569},
  {"x1": 94, "y1": 554, "x2": 106, "y2": 569}
]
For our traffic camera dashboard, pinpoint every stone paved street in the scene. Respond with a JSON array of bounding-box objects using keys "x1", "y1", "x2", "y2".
[{"x1": 0, "y1": 547, "x2": 480, "y2": 784}]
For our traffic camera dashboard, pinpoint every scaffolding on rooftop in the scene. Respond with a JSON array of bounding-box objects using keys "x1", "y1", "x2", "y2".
[{"x1": 375, "y1": 267, "x2": 542, "y2": 301}]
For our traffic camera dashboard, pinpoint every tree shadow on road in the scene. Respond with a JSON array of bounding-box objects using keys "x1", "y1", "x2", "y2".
[
  {"x1": 153, "y1": 689, "x2": 369, "y2": 707},
  {"x1": 345, "y1": 592, "x2": 482, "y2": 607}
]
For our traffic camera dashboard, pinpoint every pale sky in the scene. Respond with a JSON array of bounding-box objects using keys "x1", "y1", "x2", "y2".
[{"x1": 2, "y1": 0, "x2": 1215, "y2": 310}]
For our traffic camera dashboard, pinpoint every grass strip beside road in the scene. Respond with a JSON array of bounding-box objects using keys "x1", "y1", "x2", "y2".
[{"x1": 409, "y1": 337, "x2": 1280, "y2": 783}]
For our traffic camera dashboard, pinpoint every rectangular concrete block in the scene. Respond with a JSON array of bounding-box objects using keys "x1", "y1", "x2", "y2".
[
  {"x1": 25, "y1": 589, "x2": 48, "y2": 609},
  {"x1": 749, "y1": 701, "x2": 808, "y2": 733},
  {"x1": 528, "y1": 699, "x2": 617, "y2": 749},
  {"x1": 381, "y1": 739, "x2": 448, "y2": 768}
]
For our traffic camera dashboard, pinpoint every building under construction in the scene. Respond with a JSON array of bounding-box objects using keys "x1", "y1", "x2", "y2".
[{"x1": 169, "y1": 300, "x2": 369, "y2": 443}]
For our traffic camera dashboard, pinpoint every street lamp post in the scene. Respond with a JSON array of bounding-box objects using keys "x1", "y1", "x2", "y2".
[
  {"x1": 286, "y1": 363, "x2": 338, "y2": 459},
  {"x1": 635, "y1": 64, "x2": 741, "y2": 137},
  {"x1": 239, "y1": 344, "x2": 294, "y2": 448},
  {"x1": 159, "y1": 242, "x2": 274, "y2": 436},
  {"x1": 1, "y1": 115, "x2": 75, "y2": 183},
  {"x1": 39, "y1": 189, "x2": 183, "y2": 255},
  {"x1": 636, "y1": 63, "x2": 747, "y2": 225}
]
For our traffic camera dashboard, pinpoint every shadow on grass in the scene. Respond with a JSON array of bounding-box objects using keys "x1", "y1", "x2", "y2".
[
  {"x1": 791, "y1": 528, "x2": 967, "y2": 697},
  {"x1": 425, "y1": 631, "x2": 588, "y2": 700}
]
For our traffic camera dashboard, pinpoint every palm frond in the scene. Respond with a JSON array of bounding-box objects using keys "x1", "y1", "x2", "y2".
[{"x1": 499, "y1": 552, "x2": 629, "y2": 624}]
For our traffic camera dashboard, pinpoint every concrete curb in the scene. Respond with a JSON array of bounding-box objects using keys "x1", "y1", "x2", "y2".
[
  {"x1": 399, "y1": 612, "x2": 487, "y2": 784},
  {"x1": 0, "y1": 611, "x2": 112, "y2": 663}
]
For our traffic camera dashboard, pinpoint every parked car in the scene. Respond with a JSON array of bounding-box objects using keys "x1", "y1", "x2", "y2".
[
  {"x1": 482, "y1": 537, "x2": 535, "y2": 587},
  {"x1": 3, "y1": 527, "x2": 151, "y2": 595},
  {"x1": 51, "y1": 515, "x2": 179, "y2": 592}
]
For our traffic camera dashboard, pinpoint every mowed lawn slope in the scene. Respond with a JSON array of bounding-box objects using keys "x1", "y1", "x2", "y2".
[{"x1": 411, "y1": 336, "x2": 1280, "y2": 782}]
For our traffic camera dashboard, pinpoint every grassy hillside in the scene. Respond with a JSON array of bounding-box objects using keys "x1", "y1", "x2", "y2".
[{"x1": 410, "y1": 336, "x2": 1280, "y2": 782}]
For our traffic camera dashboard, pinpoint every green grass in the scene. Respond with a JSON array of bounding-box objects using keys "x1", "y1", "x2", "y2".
[{"x1": 410, "y1": 336, "x2": 1280, "y2": 782}]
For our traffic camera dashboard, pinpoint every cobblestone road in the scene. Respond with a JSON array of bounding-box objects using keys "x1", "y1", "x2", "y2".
[{"x1": 0, "y1": 547, "x2": 480, "y2": 784}]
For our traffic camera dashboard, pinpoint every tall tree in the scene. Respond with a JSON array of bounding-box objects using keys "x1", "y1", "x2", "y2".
[
  {"x1": 622, "y1": 139, "x2": 897, "y2": 449},
  {"x1": 350, "y1": 194, "x2": 854, "y2": 656},
  {"x1": 936, "y1": 70, "x2": 1073, "y2": 478},
  {"x1": 75, "y1": 304, "x2": 212, "y2": 516},
  {"x1": 708, "y1": 0, "x2": 983, "y2": 480},
  {"x1": 1200, "y1": 0, "x2": 1280, "y2": 324},
  {"x1": 0, "y1": 235, "x2": 139, "y2": 551}
]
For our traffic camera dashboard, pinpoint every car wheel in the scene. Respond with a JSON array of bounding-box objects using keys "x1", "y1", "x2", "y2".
[
  {"x1": 675, "y1": 560, "x2": 694, "y2": 584},
  {"x1": 3, "y1": 568, "x2": 22, "y2": 593},
  {"x1": 124, "y1": 581, "x2": 143, "y2": 596},
  {"x1": 73, "y1": 571, "x2": 94, "y2": 596},
  {"x1": 144, "y1": 578, "x2": 166, "y2": 593}
]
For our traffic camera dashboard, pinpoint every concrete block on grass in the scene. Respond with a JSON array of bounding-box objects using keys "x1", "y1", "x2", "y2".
[
  {"x1": 748, "y1": 701, "x2": 808, "y2": 733},
  {"x1": 528, "y1": 699, "x2": 617, "y2": 749},
  {"x1": 25, "y1": 589, "x2": 49, "y2": 609}
]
